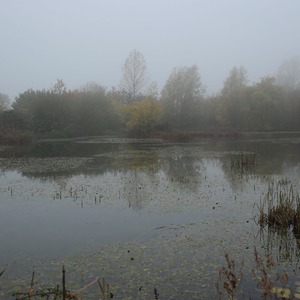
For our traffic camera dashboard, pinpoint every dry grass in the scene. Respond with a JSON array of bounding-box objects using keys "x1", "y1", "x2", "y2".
[{"x1": 0, "y1": 128, "x2": 35, "y2": 145}]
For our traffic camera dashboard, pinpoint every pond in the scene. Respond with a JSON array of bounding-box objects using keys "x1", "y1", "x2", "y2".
[{"x1": 0, "y1": 133, "x2": 300, "y2": 299}]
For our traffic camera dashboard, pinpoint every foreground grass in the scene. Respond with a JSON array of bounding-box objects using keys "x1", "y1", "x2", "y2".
[{"x1": 3, "y1": 248, "x2": 300, "y2": 300}]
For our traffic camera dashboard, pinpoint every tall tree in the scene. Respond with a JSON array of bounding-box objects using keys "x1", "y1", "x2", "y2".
[
  {"x1": 51, "y1": 79, "x2": 67, "y2": 95},
  {"x1": 221, "y1": 66, "x2": 248, "y2": 97},
  {"x1": 277, "y1": 56, "x2": 300, "y2": 93},
  {"x1": 161, "y1": 65, "x2": 205, "y2": 129},
  {"x1": 217, "y1": 66, "x2": 248, "y2": 128},
  {"x1": 242, "y1": 77, "x2": 283, "y2": 130},
  {"x1": 120, "y1": 49, "x2": 148, "y2": 102}
]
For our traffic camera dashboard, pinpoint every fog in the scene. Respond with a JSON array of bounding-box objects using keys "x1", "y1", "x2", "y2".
[{"x1": 1, "y1": 0, "x2": 300, "y2": 99}]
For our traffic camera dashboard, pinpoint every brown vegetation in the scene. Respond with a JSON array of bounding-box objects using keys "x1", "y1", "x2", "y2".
[{"x1": 0, "y1": 128, "x2": 35, "y2": 145}]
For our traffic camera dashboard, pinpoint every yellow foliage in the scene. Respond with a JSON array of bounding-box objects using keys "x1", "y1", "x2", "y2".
[
  {"x1": 124, "y1": 97, "x2": 162, "y2": 138},
  {"x1": 271, "y1": 287, "x2": 291, "y2": 298}
]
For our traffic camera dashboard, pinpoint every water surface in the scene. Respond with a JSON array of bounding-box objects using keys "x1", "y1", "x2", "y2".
[{"x1": 0, "y1": 133, "x2": 299, "y2": 299}]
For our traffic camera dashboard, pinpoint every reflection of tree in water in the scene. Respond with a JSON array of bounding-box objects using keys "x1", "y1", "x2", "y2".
[
  {"x1": 118, "y1": 170, "x2": 162, "y2": 211},
  {"x1": 1, "y1": 136, "x2": 299, "y2": 212},
  {"x1": 107, "y1": 146, "x2": 207, "y2": 211},
  {"x1": 159, "y1": 147, "x2": 204, "y2": 191},
  {"x1": 110, "y1": 143, "x2": 162, "y2": 174},
  {"x1": 0, "y1": 140, "x2": 120, "y2": 158},
  {"x1": 219, "y1": 153, "x2": 260, "y2": 192}
]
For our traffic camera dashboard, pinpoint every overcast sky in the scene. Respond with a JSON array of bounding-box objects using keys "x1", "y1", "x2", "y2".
[{"x1": 1, "y1": 0, "x2": 300, "y2": 100}]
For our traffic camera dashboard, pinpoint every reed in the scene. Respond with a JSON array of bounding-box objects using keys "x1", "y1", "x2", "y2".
[{"x1": 258, "y1": 180, "x2": 300, "y2": 235}]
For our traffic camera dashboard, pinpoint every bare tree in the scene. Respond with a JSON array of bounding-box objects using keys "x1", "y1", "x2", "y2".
[
  {"x1": 145, "y1": 81, "x2": 159, "y2": 99},
  {"x1": 51, "y1": 79, "x2": 67, "y2": 95},
  {"x1": 120, "y1": 49, "x2": 148, "y2": 102}
]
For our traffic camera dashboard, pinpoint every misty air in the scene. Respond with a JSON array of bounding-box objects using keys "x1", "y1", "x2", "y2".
[{"x1": 0, "y1": 1, "x2": 300, "y2": 299}]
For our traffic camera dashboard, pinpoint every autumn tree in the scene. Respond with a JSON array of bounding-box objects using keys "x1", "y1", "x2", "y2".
[
  {"x1": 161, "y1": 65, "x2": 205, "y2": 129},
  {"x1": 124, "y1": 97, "x2": 162, "y2": 138},
  {"x1": 120, "y1": 49, "x2": 148, "y2": 102}
]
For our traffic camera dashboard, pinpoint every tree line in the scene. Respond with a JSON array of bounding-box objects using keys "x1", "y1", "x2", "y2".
[{"x1": 0, "y1": 50, "x2": 300, "y2": 143}]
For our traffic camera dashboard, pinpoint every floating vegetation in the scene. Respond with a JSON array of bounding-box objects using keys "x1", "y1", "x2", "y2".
[{"x1": 258, "y1": 179, "x2": 300, "y2": 235}]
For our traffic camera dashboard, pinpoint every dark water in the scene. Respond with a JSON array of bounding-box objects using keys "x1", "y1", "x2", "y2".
[{"x1": 0, "y1": 133, "x2": 299, "y2": 299}]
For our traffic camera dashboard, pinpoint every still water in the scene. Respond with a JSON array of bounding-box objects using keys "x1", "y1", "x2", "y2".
[{"x1": 0, "y1": 133, "x2": 299, "y2": 299}]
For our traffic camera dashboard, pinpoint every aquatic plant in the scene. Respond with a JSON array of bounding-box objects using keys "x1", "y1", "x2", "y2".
[{"x1": 258, "y1": 180, "x2": 300, "y2": 235}]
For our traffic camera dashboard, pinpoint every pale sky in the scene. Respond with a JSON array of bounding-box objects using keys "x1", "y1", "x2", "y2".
[{"x1": 1, "y1": 0, "x2": 300, "y2": 100}]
